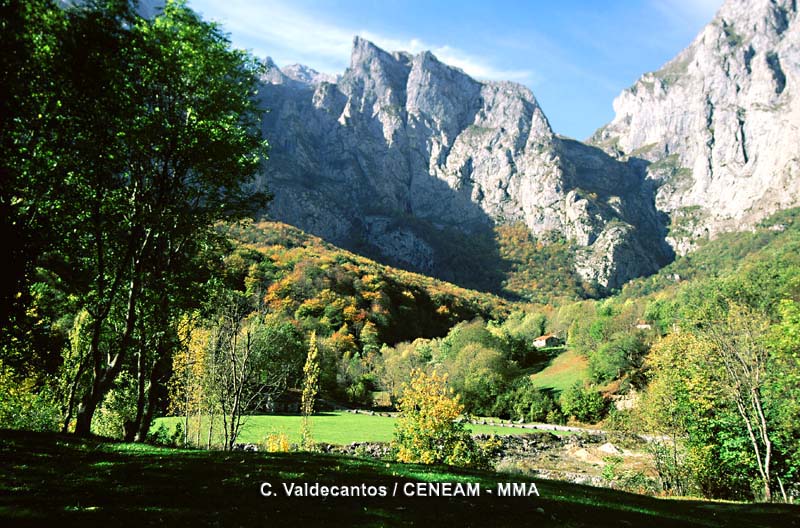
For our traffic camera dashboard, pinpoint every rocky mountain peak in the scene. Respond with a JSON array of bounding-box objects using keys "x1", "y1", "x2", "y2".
[
  {"x1": 261, "y1": 56, "x2": 292, "y2": 85},
  {"x1": 256, "y1": 38, "x2": 675, "y2": 291},
  {"x1": 281, "y1": 64, "x2": 337, "y2": 85},
  {"x1": 349, "y1": 36, "x2": 402, "y2": 72},
  {"x1": 591, "y1": 0, "x2": 799, "y2": 255},
  {"x1": 716, "y1": 0, "x2": 795, "y2": 41}
]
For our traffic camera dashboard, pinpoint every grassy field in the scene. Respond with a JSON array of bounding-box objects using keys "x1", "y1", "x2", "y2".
[
  {"x1": 529, "y1": 349, "x2": 589, "y2": 392},
  {"x1": 154, "y1": 411, "x2": 564, "y2": 446},
  {"x1": 2, "y1": 429, "x2": 798, "y2": 527}
]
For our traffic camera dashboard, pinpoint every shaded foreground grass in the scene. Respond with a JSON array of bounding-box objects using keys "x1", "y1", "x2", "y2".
[
  {"x1": 1, "y1": 429, "x2": 798, "y2": 527},
  {"x1": 155, "y1": 411, "x2": 571, "y2": 446}
]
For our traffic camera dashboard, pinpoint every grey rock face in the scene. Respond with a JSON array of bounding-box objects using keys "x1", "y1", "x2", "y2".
[
  {"x1": 591, "y1": 0, "x2": 800, "y2": 253},
  {"x1": 256, "y1": 37, "x2": 674, "y2": 290}
]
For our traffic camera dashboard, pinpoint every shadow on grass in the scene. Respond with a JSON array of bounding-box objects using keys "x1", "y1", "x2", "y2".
[
  {"x1": 1, "y1": 429, "x2": 798, "y2": 527},
  {"x1": 520, "y1": 347, "x2": 567, "y2": 375}
]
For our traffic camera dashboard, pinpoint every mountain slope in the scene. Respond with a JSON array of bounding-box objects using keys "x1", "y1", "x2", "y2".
[
  {"x1": 619, "y1": 207, "x2": 800, "y2": 300},
  {"x1": 591, "y1": 0, "x2": 800, "y2": 254},
  {"x1": 223, "y1": 220, "x2": 512, "y2": 345},
  {"x1": 255, "y1": 38, "x2": 672, "y2": 292},
  {"x1": 254, "y1": 0, "x2": 800, "y2": 295}
]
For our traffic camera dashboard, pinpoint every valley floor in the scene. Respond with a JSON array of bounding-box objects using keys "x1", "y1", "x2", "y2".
[{"x1": 1, "y1": 429, "x2": 798, "y2": 527}]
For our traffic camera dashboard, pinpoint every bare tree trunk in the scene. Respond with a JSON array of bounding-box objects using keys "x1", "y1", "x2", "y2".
[
  {"x1": 207, "y1": 407, "x2": 214, "y2": 450},
  {"x1": 62, "y1": 355, "x2": 89, "y2": 433},
  {"x1": 184, "y1": 370, "x2": 190, "y2": 447},
  {"x1": 735, "y1": 397, "x2": 771, "y2": 500},
  {"x1": 125, "y1": 346, "x2": 148, "y2": 442},
  {"x1": 133, "y1": 346, "x2": 170, "y2": 442},
  {"x1": 751, "y1": 387, "x2": 772, "y2": 501},
  {"x1": 196, "y1": 409, "x2": 202, "y2": 446}
]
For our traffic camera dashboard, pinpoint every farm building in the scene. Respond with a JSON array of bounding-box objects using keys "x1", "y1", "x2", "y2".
[{"x1": 532, "y1": 334, "x2": 560, "y2": 348}]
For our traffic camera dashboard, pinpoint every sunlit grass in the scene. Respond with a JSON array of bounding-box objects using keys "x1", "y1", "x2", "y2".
[
  {"x1": 529, "y1": 349, "x2": 589, "y2": 392},
  {"x1": 154, "y1": 411, "x2": 570, "y2": 446}
]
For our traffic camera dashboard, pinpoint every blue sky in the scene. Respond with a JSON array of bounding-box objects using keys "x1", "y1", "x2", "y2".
[{"x1": 187, "y1": 0, "x2": 723, "y2": 140}]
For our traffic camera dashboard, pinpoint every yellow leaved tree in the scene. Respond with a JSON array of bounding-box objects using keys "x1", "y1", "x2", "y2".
[
  {"x1": 392, "y1": 369, "x2": 490, "y2": 468},
  {"x1": 300, "y1": 331, "x2": 320, "y2": 450}
]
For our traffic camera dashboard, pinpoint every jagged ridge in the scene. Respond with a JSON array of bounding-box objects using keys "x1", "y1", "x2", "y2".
[{"x1": 255, "y1": 37, "x2": 672, "y2": 292}]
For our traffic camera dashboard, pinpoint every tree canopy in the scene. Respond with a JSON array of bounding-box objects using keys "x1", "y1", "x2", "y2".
[{"x1": 2, "y1": 0, "x2": 269, "y2": 437}]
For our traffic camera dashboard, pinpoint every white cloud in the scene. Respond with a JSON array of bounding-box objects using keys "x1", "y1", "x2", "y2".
[
  {"x1": 188, "y1": 0, "x2": 535, "y2": 83},
  {"x1": 190, "y1": 0, "x2": 351, "y2": 66},
  {"x1": 651, "y1": 0, "x2": 724, "y2": 28},
  {"x1": 356, "y1": 31, "x2": 535, "y2": 82}
]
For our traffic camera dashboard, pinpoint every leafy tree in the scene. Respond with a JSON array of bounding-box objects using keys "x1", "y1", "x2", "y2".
[
  {"x1": 638, "y1": 332, "x2": 751, "y2": 499},
  {"x1": 766, "y1": 300, "x2": 800, "y2": 498},
  {"x1": 437, "y1": 319, "x2": 500, "y2": 360},
  {"x1": 489, "y1": 310, "x2": 548, "y2": 364},
  {"x1": 445, "y1": 343, "x2": 515, "y2": 415},
  {"x1": 359, "y1": 321, "x2": 381, "y2": 356},
  {"x1": 378, "y1": 340, "x2": 431, "y2": 400},
  {"x1": 393, "y1": 369, "x2": 487, "y2": 468},
  {"x1": 0, "y1": 0, "x2": 73, "y2": 375},
  {"x1": 34, "y1": 1, "x2": 270, "y2": 436},
  {"x1": 694, "y1": 303, "x2": 781, "y2": 501},
  {"x1": 1, "y1": 0, "x2": 269, "y2": 439},
  {"x1": 588, "y1": 333, "x2": 648, "y2": 385},
  {"x1": 560, "y1": 382, "x2": 606, "y2": 423},
  {"x1": 637, "y1": 333, "x2": 705, "y2": 496},
  {"x1": 300, "y1": 331, "x2": 320, "y2": 450}
]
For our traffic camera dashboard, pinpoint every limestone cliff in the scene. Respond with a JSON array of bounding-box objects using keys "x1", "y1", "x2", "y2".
[
  {"x1": 256, "y1": 38, "x2": 672, "y2": 290},
  {"x1": 591, "y1": 0, "x2": 800, "y2": 254}
]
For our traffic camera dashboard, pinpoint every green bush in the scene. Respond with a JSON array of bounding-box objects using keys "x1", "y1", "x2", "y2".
[
  {"x1": 546, "y1": 408, "x2": 566, "y2": 425},
  {"x1": 147, "y1": 423, "x2": 175, "y2": 446},
  {"x1": 589, "y1": 334, "x2": 649, "y2": 384},
  {"x1": 0, "y1": 362, "x2": 61, "y2": 432},
  {"x1": 494, "y1": 379, "x2": 557, "y2": 423},
  {"x1": 92, "y1": 372, "x2": 137, "y2": 439},
  {"x1": 559, "y1": 382, "x2": 607, "y2": 423}
]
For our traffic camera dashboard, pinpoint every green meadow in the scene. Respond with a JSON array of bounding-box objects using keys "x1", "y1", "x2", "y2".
[
  {"x1": 154, "y1": 411, "x2": 565, "y2": 446},
  {"x1": 528, "y1": 349, "x2": 589, "y2": 392}
]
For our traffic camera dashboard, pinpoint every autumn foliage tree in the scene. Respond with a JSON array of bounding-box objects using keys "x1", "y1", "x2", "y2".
[
  {"x1": 169, "y1": 316, "x2": 214, "y2": 448},
  {"x1": 392, "y1": 369, "x2": 488, "y2": 468},
  {"x1": 300, "y1": 331, "x2": 320, "y2": 450}
]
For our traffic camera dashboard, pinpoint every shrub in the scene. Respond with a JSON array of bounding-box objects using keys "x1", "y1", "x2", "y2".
[
  {"x1": 0, "y1": 361, "x2": 60, "y2": 432},
  {"x1": 560, "y1": 382, "x2": 607, "y2": 423},
  {"x1": 262, "y1": 432, "x2": 292, "y2": 452},
  {"x1": 92, "y1": 372, "x2": 137, "y2": 439},
  {"x1": 392, "y1": 369, "x2": 490, "y2": 469},
  {"x1": 546, "y1": 408, "x2": 566, "y2": 425},
  {"x1": 147, "y1": 423, "x2": 174, "y2": 446},
  {"x1": 494, "y1": 379, "x2": 557, "y2": 423}
]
